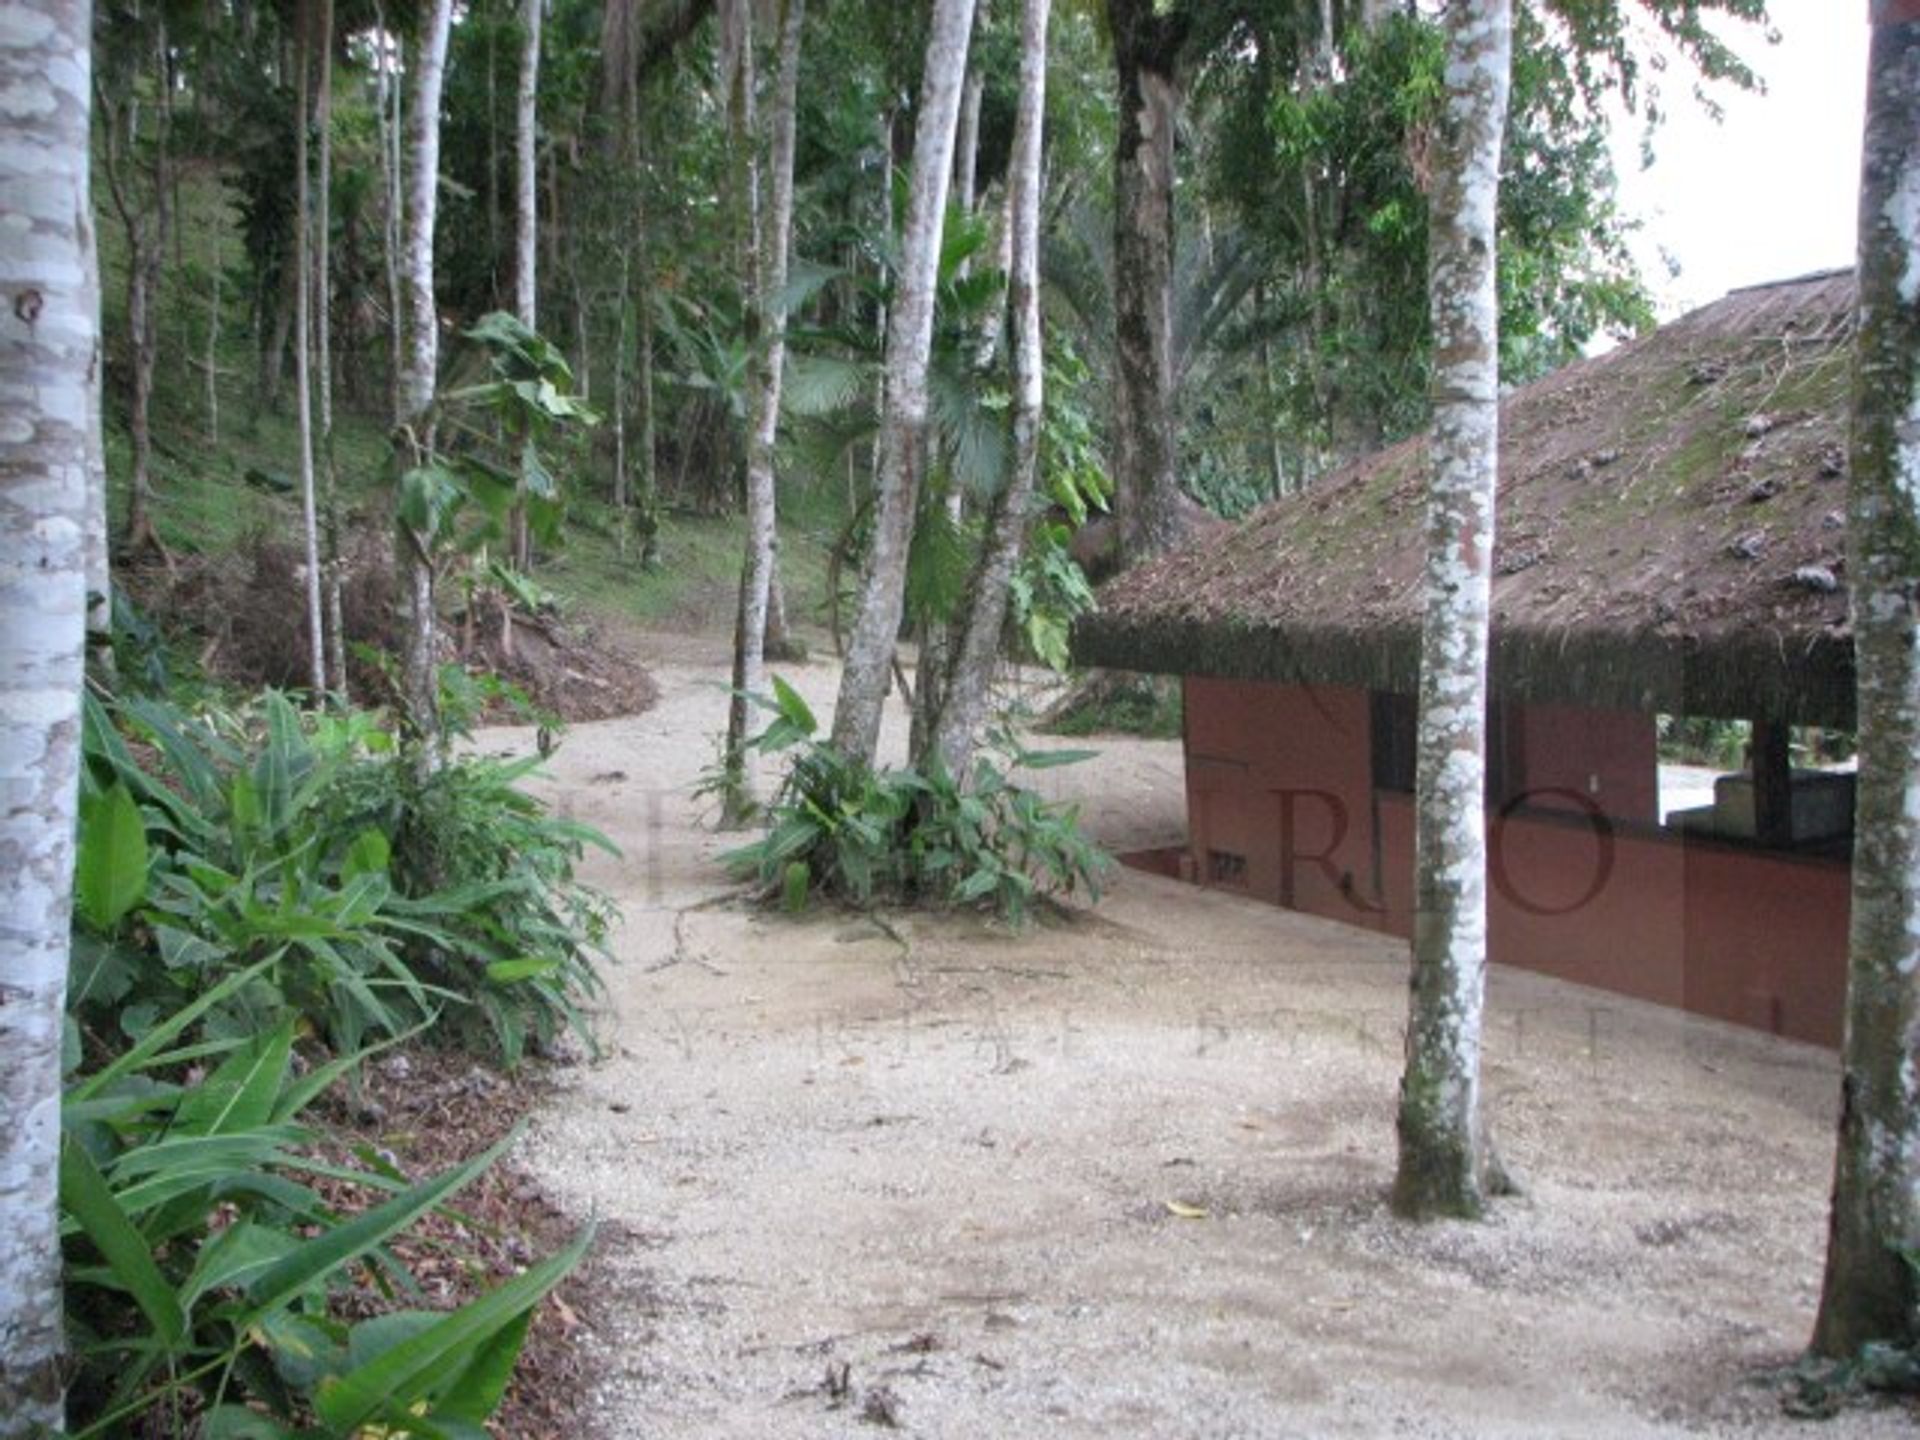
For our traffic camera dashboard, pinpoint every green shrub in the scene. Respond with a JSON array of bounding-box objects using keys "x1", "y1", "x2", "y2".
[
  {"x1": 725, "y1": 678, "x2": 1110, "y2": 925},
  {"x1": 73, "y1": 689, "x2": 612, "y2": 1068},
  {"x1": 61, "y1": 967, "x2": 588, "y2": 1437}
]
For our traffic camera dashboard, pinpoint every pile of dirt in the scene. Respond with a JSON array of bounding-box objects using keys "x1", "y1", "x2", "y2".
[{"x1": 122, "y1": 530, "x2": 657, "y2": 724}]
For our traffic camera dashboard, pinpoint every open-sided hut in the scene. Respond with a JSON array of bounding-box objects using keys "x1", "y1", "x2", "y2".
[{"x1": 1076, "y1": 270, "x2": 1859, "y2": 1045}]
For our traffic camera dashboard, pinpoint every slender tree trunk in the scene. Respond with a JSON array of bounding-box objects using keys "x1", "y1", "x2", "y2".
[
  {"x1": 613, "y1": 243, "x2": 629, "y2": 513},
  {"x1": 829, "y1": 0, "x2": 978, "y2": 764},
  {"x1": 724, "y1": 0, "x2": 806, "y2": 815},
  {"x1": 766, "y1": 555, "x2": 794, "y2": 656},
  {"x1": 515, "y1": 0, "x2": 541, "y2": 323},
  {"x1": 486, "y1": 0, "x2": 501, "y2": 303},
  {"x1": 1810, "y1": 4, "x2": 1920, "y2": 1359},
  {"x1": 1255, "y1": 279, "x2": 1288, "y2": 498},
  {"x1": 866, "y1": 104, "x2": 894, "y2": 522},
  {"x1": 205, "y1": 223, "x2": 221, "y2": 446},
  {"x1": 294, "y1": 0, "x2": 328, "y2": 696},
  {"x1": 86, "y1": 200, "x2": 113, "y2": 667},
  {"x1": 316, "y1": 0, "x2": 346, "y2": 695},
  {"x1": 909, "y1": 48, "x2": 993, "y2": 764},
  {"x1": 0, "y1": 0, "x2": 94, "y2": 1425},
  {"x1": 397, "y1": 0, "x2": 454, "y2": 748},
  {"x1": 635, "y1": 232, "x2": 660, "y2": 567},
  {"x1": 122, "y1": 223, "x2": 161, "y2": 551},
  {"x1": 955, "y1": 62, "x2": 982, "y2": 230},
  {"x1": 1391, "y1": 0, "x2": 1512, "y2": 1223},
  {"x1": 375, "y1": 4, "x2": 404, "y2": 428},
  {"x1": 928, "y1": 0, "x2": 1050, "y2": 781},
  {"x1": 509, "y1": 0, "x2": 542, "y2": 571},
  {"x1": 1108, "y1": 0, "x2": 1185, "y2": 563}
]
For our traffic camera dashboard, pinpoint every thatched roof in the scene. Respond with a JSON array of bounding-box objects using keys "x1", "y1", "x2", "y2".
[{"x1": 1076, "y1": 269, "x2": 1859, "y2": 727}]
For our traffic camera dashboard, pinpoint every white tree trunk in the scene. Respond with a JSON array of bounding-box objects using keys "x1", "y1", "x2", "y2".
[
  {"x1": 514, "y1": 0, "x2": 540, "y2": 323},
  {"x1": 373, "y1": 2, "x2": 404, "y2": 429},
  {"x1": 723, "y1": 0, "x2": 803, "y2": 813},
  {"x1": 955, "y1": 63, "x2": 982, "y2": 227},
  {"x1": 927, "y1": 0, "x2": 1050, "y2": 782},
  {"x1": 508, "y1": 0, "x2": 541, "y2": 572},
  {"x1": 294, "y1": 0, "x2": 328, "y2": 697},
  {"x1": 397, "y1": 0, "x2": 453, "y2": 747},
  {"x1": 1811, "y1": 5, "x2": 1920, "y2": 1359},
  {"x1": 0, "y1": 0, "x2": 94, "y2": 1425},
  {"x1": 85, "y1": 186, "x2": 111, "y2": 664},
  {"x1": 316, "y1": 0, "x2": 346, "y2": 695},
  {"x1": 719, "y1": 0, "x2": 764, "y2": 815},
  {"x1": 828, "y1": 0, "x2": 978, "y2": 764},
  {"x1": 1392, "y1": 0, "x2": 1511, "y2": 1223}
]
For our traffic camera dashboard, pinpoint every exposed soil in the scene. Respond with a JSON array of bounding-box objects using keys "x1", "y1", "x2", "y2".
[
  {"x1": 479, "y1": 636, "x2": 1911, "y2": 1438},
  {"x1": 311, "y1": 1047, "x2": 610, "y2": 1439},
  {"x1": 122, "y1": 532, "x2": 657, "y2": 724}
]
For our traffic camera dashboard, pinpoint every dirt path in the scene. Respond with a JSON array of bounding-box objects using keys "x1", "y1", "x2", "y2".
[{"x1": 497, "y1": 637, "x2": 1908, "y2": 1438}]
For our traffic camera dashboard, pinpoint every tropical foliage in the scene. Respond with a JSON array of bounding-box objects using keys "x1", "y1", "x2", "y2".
[{"x1": 724, "y1": 677, "x2": 1109, "y2": 925}]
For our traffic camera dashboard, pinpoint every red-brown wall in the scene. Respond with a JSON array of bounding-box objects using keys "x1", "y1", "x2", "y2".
[{"x1": 1178, "y1": 677, "x2": 1849, "y2": 1046}]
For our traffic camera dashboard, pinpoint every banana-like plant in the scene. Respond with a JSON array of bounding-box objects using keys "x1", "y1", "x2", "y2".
[{"x1": 61, "y1": 969, "x2": 588, "y2": 1436}]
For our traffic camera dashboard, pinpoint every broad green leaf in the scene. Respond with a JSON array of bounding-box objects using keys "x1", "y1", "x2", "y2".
[
  {"x1": 76, "y1": 782, "x2": 148, "y2": 930},
  {"x1": 343, "y1": 829, "x2": 392, "y2": 882},
  {"x1": 485, "y1": 958, "x2": 559, "y2": 984},
  {"x1": 239, "y1": 1129, "x2": 522, "y2": 1326},
  {"x1": 314, "y1": 1226, "x2": 590, "y2": 1432},
  {"x1": 172, "y1": 1018, "x2": 296, "y2": 1138},
  {"x1": 769, "y1": 675, "x2": 817, "y2": 735},
  {"x1": 180, "y1": 1220, "x2": 300, "y2": 1311},
  {"x1": 60, "y1": 1138, "x2": 186, "y2": 1347},
  {"x1": 198, "y1": 1405, "x2": 304, "y2": 1440},
  {"x1": 1014, "y1": 747, "x2": 1099, "y2": 770},
  {"x1": 69, "y1": 954, "x2": 283, "y2": 1103}
]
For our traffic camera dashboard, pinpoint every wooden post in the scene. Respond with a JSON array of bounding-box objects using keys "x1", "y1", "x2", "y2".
[{"x1": 1751, "y1": 719, "x2": 1793, "y2": 848}]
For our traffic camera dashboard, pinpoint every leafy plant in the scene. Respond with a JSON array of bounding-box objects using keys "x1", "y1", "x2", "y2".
[
  {"x1": 401, "y1": 313, "x2": 600, "y2": 563},
  {"x1": 61, "y1": 973, "x2": 588, "y2": 1437},
  {"x1": 725, "y1": 677, "x2": 1109, "y2": 925},
  {"x1": 73, "y1": 689, "x2": 612, "y2": 1069}
]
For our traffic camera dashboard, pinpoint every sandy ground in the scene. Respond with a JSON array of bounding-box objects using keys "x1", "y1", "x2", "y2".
[{"x1": 496, "y1": 634, "x2": 1909, "y2": 1438}]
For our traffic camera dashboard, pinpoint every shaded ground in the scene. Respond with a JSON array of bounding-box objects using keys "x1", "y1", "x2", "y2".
[{"x1": 491, "y1": 637, "x2": 1909, "y2": 1438}]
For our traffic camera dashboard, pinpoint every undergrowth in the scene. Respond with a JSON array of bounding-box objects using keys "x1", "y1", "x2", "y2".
[{"x1": 719, "y1": 678, "x2": 1110, "y2": 925}]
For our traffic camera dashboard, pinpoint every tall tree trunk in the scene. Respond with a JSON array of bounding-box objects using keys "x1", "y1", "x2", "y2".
[
  {"x1": 294, "y1": 0, "x2": 328, "y2": 696},
  {"x1": 828, "y1": 0, "x2": 977, "y2": 764},
  {"x1": 0, "y1": 0, "x2": 94, "y2": 1425},
  {"x1": 1810, "y1": 4, "x2": 1920, "y2": 1360},
  {"x1": 928, "y1": 0, "x2": 1050, "y2": 782},
  {"x1": 510, "y1": 0, "x2": 542, "y2": 571},
  {"x1": 515, "y1": 0, "x2": 541, "y2": 323},
  {"x1": 909, "y1": 42, "x2": 997, "y2": 764},
  {"x1": 765, "y1": 555, "x2": 794, "y2": 656},
  {"x1": 486, "y1": 0, "x2": 501, "y2": 303},
  {"x1": 1391, "y1": 0, "x2": 1511, "y2": 1223},
  {"x1": 634, "y1": 228, "x2": 661, "y2": 567},
  {"x1": 375, "y1": 3, "x2": 404, "y2": 428},
  {"x1": 724, "y1": 0, "x2": 805, "y2": 815},
  {"x1": 613, "y1": 242, "x2": 630, "y2": 512},
  {"x1": 205, "y1": 223, "x2": 221, "y2": 446},
  {"x1": 316, "y1": 0, "x2": 345, "y2": 695},
  {"x1": 1108, "y1": 0, "x2": 1185, "y2": 564},
  {"x1": 397, "y1": 0, "x2": 454, "y2": 749},
  {"x1": 955, "y1": 61, "x2": 982, "y2": 227},
  {"x1": 86, "y1": 201, "x2": 113, "y2": 667}
]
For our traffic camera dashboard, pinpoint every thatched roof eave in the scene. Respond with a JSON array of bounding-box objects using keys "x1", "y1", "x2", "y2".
[{"x1": 1075, "y1": 269, "x2": 1859, "y2": 729}]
